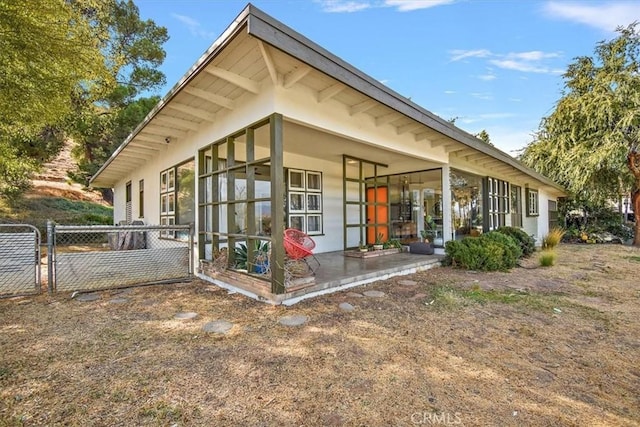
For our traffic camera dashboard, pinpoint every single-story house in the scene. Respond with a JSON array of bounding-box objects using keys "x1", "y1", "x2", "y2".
[{"x1": 91, "y1": 4, "x2": 565, "y2": 303}]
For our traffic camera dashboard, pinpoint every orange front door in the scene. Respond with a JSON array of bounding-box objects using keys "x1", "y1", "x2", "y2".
[{"x1": 366, "y1": 186, "x2": 389, "y2": 244}]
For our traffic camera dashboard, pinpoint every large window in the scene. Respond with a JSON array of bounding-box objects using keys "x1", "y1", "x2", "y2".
[
  {"x1": 511, "y1": 185, "x2": 522, "y2": 228},
  {"x1": 286, "y1": 169, "x2": 323, "y2": 235},
  {"x1": 487, "y1": 177, "x2": 509, "y2": 231},
  {"x1": 160, "y1": 159, "x2": 195, "y2": 239},
  {"x1": 450, "y1": 169, "x2": 483, "y2": 239}
]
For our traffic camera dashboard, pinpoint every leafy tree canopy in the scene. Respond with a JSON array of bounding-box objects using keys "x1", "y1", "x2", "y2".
[{"x1": 521, "y1": 23, "x2": 640, "y2": 204}]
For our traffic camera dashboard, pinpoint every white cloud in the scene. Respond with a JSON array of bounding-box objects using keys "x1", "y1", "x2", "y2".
[
  {"x1": 317, "y1": 0, "x2": 455, "y2": 13},
  {"x1": 489, "y1": 59, "x2": 551, "y2": 74},
  {"x1": 470, "y1": 92, "x2": 493, "y2": 100},
  {"x1": 172, "y1": 14, "x2": 216, "y2": 39},
  {"x1": 444, "y1": 90, "x2": 457, "y2": 94},
  {"x1": 544, "y1": 1, "x2": 640, "y2": 32},
  {"x1": 318, "y1": 0, "x2": 371, "y2": 13},
  {"x1": 478, "y1": 73, "x2": 496, "y2": 81},
  {"x1": 508, "y1": 51, "x2": 560, "y2": 61},
  {"x1": 450, "y1": 49, "x2": 492, "y2": 62},
  {"x1": 384, "y1": 0, "x2": 455, "y2": 12}
]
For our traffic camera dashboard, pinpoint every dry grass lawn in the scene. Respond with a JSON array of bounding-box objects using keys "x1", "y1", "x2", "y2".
[{"x1": 1, "y1": 244, "x2": 639, "y2": 426}]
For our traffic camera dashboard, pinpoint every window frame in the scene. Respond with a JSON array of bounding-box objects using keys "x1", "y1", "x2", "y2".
[
  {"x1": 160, "y1": 159, "x2": 195, "y2": 239},
  {"x1": 526, "y1": 188, "x2": 539, "y2": 217},
  {"x1": 286, "y1": 168, "x2": 323, "y2": 235}
]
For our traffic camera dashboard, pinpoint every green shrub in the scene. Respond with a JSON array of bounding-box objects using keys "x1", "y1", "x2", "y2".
[
  {"x1": 444, "y1": 232, "x2": 521, "y2": 271},
  {"x1": 496, "y1": 226, "x2": 536, "y2": 257},
  {"x1": 539, "y1": 250, "x2": 556, "y2": 267}
]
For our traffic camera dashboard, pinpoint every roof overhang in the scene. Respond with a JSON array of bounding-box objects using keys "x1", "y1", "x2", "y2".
[{"x1": 91, "y1": 3, "x2": 565, "y2": 196}]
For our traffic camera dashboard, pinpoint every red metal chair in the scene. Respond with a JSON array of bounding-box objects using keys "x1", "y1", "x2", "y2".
[{"x1": 283, "y1": 228, "x2": 320, "y2": 274}]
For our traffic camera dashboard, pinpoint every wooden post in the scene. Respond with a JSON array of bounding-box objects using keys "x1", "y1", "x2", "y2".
[{"x1": 270, "y1": 114, "x2": 286, "y2": 294}]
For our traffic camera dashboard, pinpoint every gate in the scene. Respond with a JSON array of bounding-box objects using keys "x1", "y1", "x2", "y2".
[
  {"x1": 50, "y1": 223, "x2": 193, "y2": 292},
  {"x1": 0, "y1": 224, "x2": 41, "y2": 297}
]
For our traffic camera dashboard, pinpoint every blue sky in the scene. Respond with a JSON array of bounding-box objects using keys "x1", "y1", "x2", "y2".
[{"x1": 136, "y1": 0, "x2": 640, "y2": 155}]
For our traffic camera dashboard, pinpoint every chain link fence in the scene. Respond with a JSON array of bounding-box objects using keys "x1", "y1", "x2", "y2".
[
  {"x1": 0, "y1": 224, "x2": 41, "y2": 297},
  {"x1": 50, "y1": 223, "x2": 193, "y2": 292}
]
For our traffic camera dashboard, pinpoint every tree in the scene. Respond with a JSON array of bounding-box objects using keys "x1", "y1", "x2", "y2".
[
  {"x1": 521, "y1": 23, "x2": 640, "y2": 245},
  {"x1": 475, "y1": 129, "x2": 493, "y2": 146},
  {"x1": 0, "y1": 0, "x2": 108, "y2": 197},
  {"x1": 68, "y1": 0, "x2": 168, "y2": 184}
]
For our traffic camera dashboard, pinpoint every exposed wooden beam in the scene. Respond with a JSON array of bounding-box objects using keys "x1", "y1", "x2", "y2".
[
  {"x1": 204, "y1": 66, "x2": 260, "y2": 93},
  {"x1": 257, "y1": 40, "x2": 278, "y2": 86},
  {"x1": 465, "y1": 153, "x2": 487, "y2": 162},
  {"x1": 144, "y1": 125, "x2": 188, "y2": 139},
  {"x1": 444, "y1": 144, "x2": 466, "y2": 153},
  {"x1": 431, "y1": 139, "x2": 450, "y2": 148},
  {"x1": 283, "y1": 65, "x2": 311, "y2": 89},
  {"x1": 317, "y1": 83, "x2": 344, "y2": 103},
  {"x1": 350, "y1": 99, "x2": 377, "y2": 116},
  {"x1": 396, "y1": 122, "x2": 422, "y2": 135},
  {"x1": 123, "y1": 146, "x2": 161, "y2": 156},
  {"x1": 184, "y1": 87, "x2": 235, "y2": 110},
  {"x1": 375, "y1": 112, "x2": 401, "y2": 127},
  {"x1": 155, "y1": 116, "x2": 201, "y2": 132},
  {"x1": 135, "y1": 135, "x2": 168, "y2": 145},
  {"x1": 415, "y1": 131, "x2": 432, "y2": 142},
  {"x1": 164, "y1": 103, "x2": 214, "y2": 122}
]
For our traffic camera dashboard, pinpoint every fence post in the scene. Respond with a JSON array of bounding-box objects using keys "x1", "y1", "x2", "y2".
[
  {"x1": 189, "y1": 222, "x2": 194, "y2": 277},
  {"x1": 47, "y1": 220, "x2": 54, "y2": 293}
]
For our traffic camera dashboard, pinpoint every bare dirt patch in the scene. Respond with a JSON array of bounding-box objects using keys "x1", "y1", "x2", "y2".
[{"x1": 1, "y1": 244, "x2": 639, "y2": 426}]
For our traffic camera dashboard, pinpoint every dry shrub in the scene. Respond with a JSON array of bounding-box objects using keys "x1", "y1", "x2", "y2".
[{"x1": 543, "y1": 227, "x2": 565, "y2": 249}]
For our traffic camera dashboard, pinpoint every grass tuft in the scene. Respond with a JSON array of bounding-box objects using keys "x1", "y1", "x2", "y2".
[
  {"x1": 539, "y1": 250, "x2": 556, "y2": 267},
  {"x1": 542, "y1": 227, "x2": 565, "y2": 249}
]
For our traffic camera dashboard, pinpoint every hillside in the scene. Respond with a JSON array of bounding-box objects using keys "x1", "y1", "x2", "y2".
[{"x1": 0, "y1": 141, "x2": 113, "y2": 233}]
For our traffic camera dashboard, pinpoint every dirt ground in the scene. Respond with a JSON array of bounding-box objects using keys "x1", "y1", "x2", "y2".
[{"x1": 1, "y1": 244, "x2": 639, "y2": 426}]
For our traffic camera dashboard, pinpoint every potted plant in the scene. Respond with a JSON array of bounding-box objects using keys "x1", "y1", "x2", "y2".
[
  {"x1": 358, "y1": 242, "x2": 368, "y2": 253},
  {"x1": 420, "y1": 229, "x2": 435, "y2": 243},
  {"x1": 373, "y1": 233, "x2": 385, "y2": 250}
]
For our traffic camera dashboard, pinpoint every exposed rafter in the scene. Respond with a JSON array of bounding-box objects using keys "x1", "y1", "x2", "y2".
[
  {"x1": 317, "y1": 83, "x2": 344, "y2": 103},
  {"x1": 375, "y1": 112, "x2": 401, "y2": 127},
  {"x1": 123, "y1": 145, "x2": 161, "y2": 155},
  {"x1": 204, "y1": 66, "x2": 260, "y2": 93},
  {"x1": 184, "y1": 87, "x2": 235, "y2": 110},
  {"x1": 350, "y1": 99, "x2": 377, "y2": 116},
  {"x1": 464, "y1": 153, "x2": 487, "y2": 162},
  {"x1": 415, "y1": 132, "x2": 432, "y2": 142},
  {"x1": 431, "y1": 139, "x2": 450, "y2": 148},
  {"x1": 396, "y1": 122, "x2": 422, "y2": 135},
  {"x1": 444, "y1": 144, "x2": 466, "y2": 153},
  {"x1": 134, "y1": 137, "x2": 170, "y2": 147},
  {"x1": 257, "y1": 40, "x2": 278, "y2": 86},
  {"x1": 155, "y1": 116, "x2": 201, "y2": 132},
  {"x1": 164, "y1": 103, "x2": 215, "y2": 122},
  {"x1": 283, "y1": 65, "x2": 312, "y2": 89},
  {"x1": 144, "y1": 125, "x2": 188, "y2": 139}
]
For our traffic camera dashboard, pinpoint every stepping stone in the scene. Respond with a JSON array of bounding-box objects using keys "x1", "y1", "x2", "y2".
[
  {"x1": 279, "y1": 314, "x2": 308, "y2": 326},
  {"x1": 75, "y1": 293, "x2": 99, "y2": 302},
  {"x1": 398, "y1": 280, "x2": 417, "y2": 286},
  {"x1": 109, "y1": 297, "x2": 129, "y2": 304},
  {"x1": 339, "y1": 302, "x2": 355, "y2": 312},
  {"x1": 363, "y1": 290, "x2": 385, "y2": 298},
  {"x1": 174, "y1": 312, "x2": 198, "y2": 320},
  {"x1": 411, "y1": 293, "x2": 428, "y2": 300},
  {"x1": 203, "y1": 320, "x2": 233, "y2": 334},
  {"x1": 346, "y1": 292, "x2": 364, "y2": 298},
  {"x1": 141, "y1": 299, "x2": 157, "y2": 307}
]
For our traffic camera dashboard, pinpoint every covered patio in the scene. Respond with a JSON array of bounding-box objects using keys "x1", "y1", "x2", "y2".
[{"x1": 199, "y1": 249, "x2": 442, "y2": 305}]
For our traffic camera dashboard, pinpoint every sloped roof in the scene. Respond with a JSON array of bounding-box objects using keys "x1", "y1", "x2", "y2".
[{"x1": 91, "y1": 3, "x2": 564, "y2": 194}]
